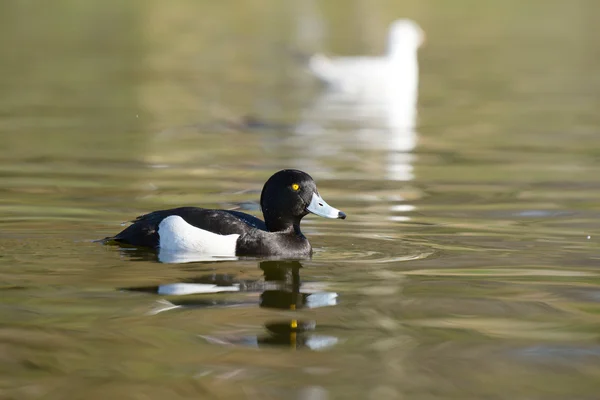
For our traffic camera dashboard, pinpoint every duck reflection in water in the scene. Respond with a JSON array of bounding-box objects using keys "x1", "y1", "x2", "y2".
[{"x1": 120, "y1": 260, "x2": 339, "y2": 350}]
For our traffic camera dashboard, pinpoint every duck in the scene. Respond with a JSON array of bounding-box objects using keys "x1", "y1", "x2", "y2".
[
  {"x1": 104, "y1": 169, "x2": 346, "y2": 257},
  {"x1": 308, "y1": 19, "x2": 424, "y2": 98}
]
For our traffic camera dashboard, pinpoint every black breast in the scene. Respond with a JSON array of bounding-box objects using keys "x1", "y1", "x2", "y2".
[{"x1": 236, "y1": 227, "x2": 313, "y2": 257}]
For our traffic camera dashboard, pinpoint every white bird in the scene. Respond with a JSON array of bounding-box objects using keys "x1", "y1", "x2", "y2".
[{"x1": 308, "y1": 19, "x2": 425, "y2": 100}]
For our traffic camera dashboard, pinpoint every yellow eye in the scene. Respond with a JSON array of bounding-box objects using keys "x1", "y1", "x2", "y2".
[{"x1": 292, "y1": 183, "x2": 300, "y2": 191}]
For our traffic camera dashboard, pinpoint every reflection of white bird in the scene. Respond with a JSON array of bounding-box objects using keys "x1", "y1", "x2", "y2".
[{"x1": 308, "y1": 19, "x2": 424, "y2": 101}]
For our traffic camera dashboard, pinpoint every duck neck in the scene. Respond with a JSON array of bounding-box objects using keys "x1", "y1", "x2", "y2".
[{"x1": 265, "y1": 215, "x2": 303, "y2": 235}]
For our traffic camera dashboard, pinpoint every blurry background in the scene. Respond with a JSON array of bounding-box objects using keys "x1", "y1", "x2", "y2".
[{"x1": 1, "y1": 0, "x2": 600, "y2": 399}]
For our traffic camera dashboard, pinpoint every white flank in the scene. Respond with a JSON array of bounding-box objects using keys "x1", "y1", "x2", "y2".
[{"x1": 158, "y1": 215, "x2": 239, "y2": 255}]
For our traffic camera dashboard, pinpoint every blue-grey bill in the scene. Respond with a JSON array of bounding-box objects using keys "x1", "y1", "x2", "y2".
[{"x1": 306, "y1": 192, "x2": 346, "y2": 219}]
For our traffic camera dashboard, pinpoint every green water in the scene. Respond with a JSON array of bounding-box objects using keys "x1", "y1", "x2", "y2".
[{"x1": 1, "y1": 1, "x2": 600, "y2": 399}]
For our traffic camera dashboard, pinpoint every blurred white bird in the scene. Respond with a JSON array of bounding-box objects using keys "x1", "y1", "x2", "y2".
[{"x1": 308, "y1": 19, "x2": 424, "y2": 100}]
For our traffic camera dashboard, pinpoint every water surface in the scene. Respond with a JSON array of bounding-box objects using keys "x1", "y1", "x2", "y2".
[{"x1": 1, "y1": 1, "x2": 600, "y2": 399}]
